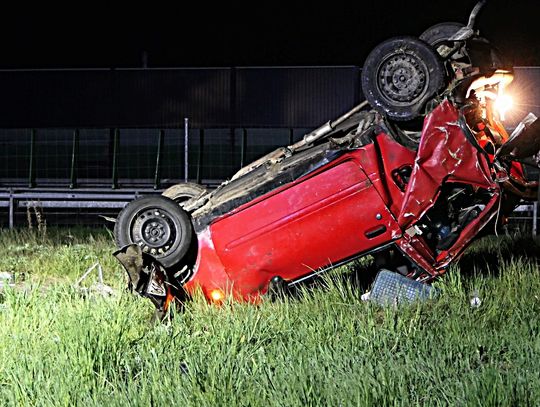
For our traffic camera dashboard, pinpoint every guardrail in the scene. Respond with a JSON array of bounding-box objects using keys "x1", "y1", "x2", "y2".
[
  {"x1": 0, "y1": 188, "x2": 163, "y2": 228},
  {"x1": 1, "y1": 188, "x2": 538, "y2": 234}
]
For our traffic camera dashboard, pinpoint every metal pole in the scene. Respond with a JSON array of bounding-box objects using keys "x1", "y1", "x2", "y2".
[
  {"x1": 184, "y1": 118, "x2": 189, "y2": 182},
  {"x1": 154, "y1": 129, "x2": 164, "y2": 190},
  {"x1": 70, "y1": 129, "x2": 79, "y2": 189},
  {"x1": 111, "y1": 128, "x2": 119, "y2": 189},
  {"x1": 533, "y1": 201, "x2": 538, "y2": 237},
  {"x1": 28, "y1": 129, "x2": 36, "y2": 188},
  {"x1": 8, "y1": 189, "x2": 14, "y2": 229},
  {"x1": 196, "y1": 128, "x2": 204, "y2": 184}
]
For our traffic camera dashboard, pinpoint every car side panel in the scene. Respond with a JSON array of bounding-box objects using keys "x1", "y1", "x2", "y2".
[{"x1": 208, "y1": 153, "x2": 401, "y2": 298}]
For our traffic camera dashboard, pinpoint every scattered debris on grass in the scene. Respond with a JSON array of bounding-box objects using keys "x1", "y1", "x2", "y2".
[
  {"x1": 74, "y1": 262, "x2": 115, "y2": 297},
  {"x1": 0, "y1": 271, "x2": 15, "y2": 291},
  {"x1": 470, "y1": 289, "x2": 482, "y2": 308}
]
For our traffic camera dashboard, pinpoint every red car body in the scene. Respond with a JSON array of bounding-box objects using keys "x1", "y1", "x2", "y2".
[
  {"x1": 184, "y1": 101, "x2": 499, "y2": 302},
  {"x1": 113, "y1": 4, "x2": 540, "y2": 311}
]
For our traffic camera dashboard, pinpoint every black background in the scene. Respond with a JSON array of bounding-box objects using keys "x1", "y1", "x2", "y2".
[{"x1": 2, "y1": 0, "x2": 539, "y2": 69}]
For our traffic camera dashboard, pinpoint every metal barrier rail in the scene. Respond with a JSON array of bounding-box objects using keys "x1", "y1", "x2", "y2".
[
  {"x1": 1, "y1": 188, "x2": 538, "y2": 233},
  {"x1": 0, "y1": 188, "x2": 163, "y2": 228}
]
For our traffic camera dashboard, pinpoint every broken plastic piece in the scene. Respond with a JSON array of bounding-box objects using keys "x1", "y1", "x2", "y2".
[{"x1": 369, "y1": 269, "x2": 438, "y2": 306}]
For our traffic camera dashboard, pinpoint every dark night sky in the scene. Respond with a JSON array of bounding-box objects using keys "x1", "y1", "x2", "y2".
[{"x1": 2, "y1": 0, "x2": 539, "y2": 69}]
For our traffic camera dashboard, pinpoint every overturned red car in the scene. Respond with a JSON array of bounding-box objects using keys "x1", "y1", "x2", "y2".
[{"x1": 114, "y1": 2, "x2": 539, "y2": 312}]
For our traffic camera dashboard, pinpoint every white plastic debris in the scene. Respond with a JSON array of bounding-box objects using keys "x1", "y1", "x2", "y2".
[
  {"x1": 470, "y1": 289, "x2": 482, "y2": 308},
  {"x1": 89, "y1": 282, "x2": 115, "y2": 296},
  {"x1": 74, "y1": 262, "x2": 115, "y2": 297},
  {"x1": 0, "y1": 272, "x2": 15, "y2": 290}
]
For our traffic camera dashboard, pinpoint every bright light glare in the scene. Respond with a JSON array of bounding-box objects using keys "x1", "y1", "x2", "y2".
[
  {"x1": 494, "y1": 94, "x2": 513, "y2": 121},
  {"x1": 210, "y1": 288, "x2": 225, "y2": 302}
]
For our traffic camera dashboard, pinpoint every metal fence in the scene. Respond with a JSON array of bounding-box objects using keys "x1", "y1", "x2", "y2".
[
  {"x1": 0, "y1": 124, "x2": 315, "y2": 228},
  {"x1": 0, "y1": 126, "x2": 314, "y2": 190},
  {"x1": 0, "y1": 66, "x2": 539, "y2": 230},
  {"x1": 0, "y1": 65, "x2": 363, "y2": 228}
]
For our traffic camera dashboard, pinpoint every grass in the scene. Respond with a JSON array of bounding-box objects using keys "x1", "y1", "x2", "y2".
[{"x1": 0, "y1": 228, "x2": 539, "y2": 406}]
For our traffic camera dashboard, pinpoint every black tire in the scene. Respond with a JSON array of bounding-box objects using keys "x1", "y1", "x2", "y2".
[
  {"x1": 361, "y1": 36, "x2": 445, "y2": 122},
  {"x1": 419, "y1": 22, "x2": 465, "y2": 48},
  {"x1": 114, "y1": 195, "x2": 193, "y2": 269},
  {"x1": 162, "y1": 182, "x2": 207, "y2": 206}
]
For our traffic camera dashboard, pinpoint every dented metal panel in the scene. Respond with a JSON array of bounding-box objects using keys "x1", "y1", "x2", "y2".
[
  {"x1": 208, "y1": 155, "x2": 400, "y2": 299},
  {"x1": 398, "y1": 101, "x2": 496, "y2": 228}
]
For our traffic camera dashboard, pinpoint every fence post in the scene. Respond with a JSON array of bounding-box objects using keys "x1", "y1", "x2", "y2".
[
  {"x1": 184, "y1": 118, "x2": 189, "y2": 182},
  {"x1": 8, "y1": 189, "x2": 14, "y2": 229},
  {"x1": 69, "y1": 129, "x2": 79, "y2": 189},
  {"x1": 28, "y1": 129, "x2": 36, "y2": 188},
  {"x1": 111, "y1": 128, "x2": 119, "y2": 189},
  {"x1": 154, "y1": 129, "x2": 164, "y2": 190},
  {"x1": 533, "y1": 201, "x2": 538, "y2": 237},
  {"x1": 196, "y1": 129, "x2": 204, "y2": 184}
]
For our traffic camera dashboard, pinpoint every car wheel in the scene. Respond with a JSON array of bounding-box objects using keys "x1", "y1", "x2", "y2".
[
  {"x1": 114, "y1": 195, "x2": 193, "y2": 268},
  {"x1": 419, "y1": 22, "x2": 465, "y2": 48},
  {"x1": 162, "y1": 182, "x2": 207, "y2": 206},
  {"x1": 361, "y1": 36, "x2": 445, "y2": 122}
]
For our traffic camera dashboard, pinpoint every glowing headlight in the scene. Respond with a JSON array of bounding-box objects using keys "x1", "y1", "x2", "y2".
[
  {"x1": 467, "y1": 70, "x2": 515, "y2": 121},
  {"x1": 494, "y1": 94, "x2": 513, "y2": 121}
]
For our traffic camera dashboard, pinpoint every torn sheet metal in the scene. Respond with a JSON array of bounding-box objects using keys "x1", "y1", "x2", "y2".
[{"x1": 397, "y1": 101, "x2": 496, "y2": 228}]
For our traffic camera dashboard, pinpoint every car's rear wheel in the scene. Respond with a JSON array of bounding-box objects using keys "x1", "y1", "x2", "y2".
[
  {"x1": 114, "y1": 195, "x2": 193, "y2": 268},
  {"x1": 162, "y1": 182, "x2": 207, "y2": 208},
  {"x1": 361, "y1": 36, "x2": 445, "y2": 122}
]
